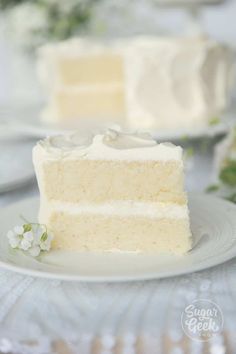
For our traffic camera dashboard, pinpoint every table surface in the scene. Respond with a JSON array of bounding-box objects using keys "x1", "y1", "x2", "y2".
[{"x1": 0, "y1": 136, "x2": 236, "y2": 354}]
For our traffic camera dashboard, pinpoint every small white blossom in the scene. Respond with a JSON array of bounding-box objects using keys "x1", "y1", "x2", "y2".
[
  {"x1": 20, "y1": 238, "x2": 32, "y2": 251},
  {"x1": 6, "y1": 3, "x2": 48, "y2": 48},
  {"x1": 23, "y1": 231, "x2": 34, "y2": 242},
  {"x1": 7, "y1": 229, "x2": 21, "y2": 249},
  {"x1": 28, "y1": 246, "x2": 41, "y2": 257},
  {"x1": 40, "y1": 232, "x2": 53, "y2": 251},
  {"x1": 14, "y1": 226, "x2": 24, "y2": 235},
  {"x1": 7, "y1": 221, "x2": 53, "y2": 257},
  {"x1": 34, "y1": 227, "x2": 44, "y2": 244}
]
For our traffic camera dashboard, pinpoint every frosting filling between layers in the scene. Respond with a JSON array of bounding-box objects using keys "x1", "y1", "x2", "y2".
[{"x1": 40, "y1": 201, "x2": 189, "y2": 219}]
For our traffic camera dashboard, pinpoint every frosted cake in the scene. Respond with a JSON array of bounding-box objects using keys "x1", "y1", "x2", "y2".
[
  {"x1": 33, "y1": 129, "x2": 192, "y2": 254},
  {"x1": 37, "y1": 35, "x2": 234, "y2": 131}
]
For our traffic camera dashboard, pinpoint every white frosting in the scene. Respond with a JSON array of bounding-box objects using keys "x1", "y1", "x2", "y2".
[
  {"x1": 34, "y1": 129, "x2": 183, "y2": 162},
  {"x1": 124, "y1": 36, "x2": 235, "y2": 130},
  {"x1": 44, "y1": 200, "x2": 188, "y2": 219}
]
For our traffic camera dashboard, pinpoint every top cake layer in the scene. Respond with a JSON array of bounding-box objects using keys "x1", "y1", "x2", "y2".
[
  {"x1": 33, "y1": 130, "x2": 186, "y2": 204},
  {"x1": 35, "y1": 129, "x2": 182, "y2": 162},
  {"x1": 37, "y1": 38, "x2": 125, "y2": 88}
]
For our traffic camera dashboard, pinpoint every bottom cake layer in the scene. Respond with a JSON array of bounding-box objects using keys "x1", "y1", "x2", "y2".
[{"x1": 44, "y1": 212, "x2": 192, "y2": 255}]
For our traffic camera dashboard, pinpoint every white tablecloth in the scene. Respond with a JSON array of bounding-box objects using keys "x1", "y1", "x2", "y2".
[{"x1": 0, "y1": 137, "x2": 236, "y2": 354}]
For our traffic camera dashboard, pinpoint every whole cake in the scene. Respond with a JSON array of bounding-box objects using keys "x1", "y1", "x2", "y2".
[
  {"x1": 38, "y1": 35, "x2": 234, "y2": 131},
  {"x1": 33, "y1": 129, "x2": 192, "y2": 254}
]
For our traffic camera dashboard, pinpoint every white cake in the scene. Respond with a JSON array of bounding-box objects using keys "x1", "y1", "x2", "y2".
[
  {"x1": 38, "y1": 35, "x2": 234, "y2": 131},
  {"x1": 33, "y1": 129, "x2": 192, "y2": 254}
]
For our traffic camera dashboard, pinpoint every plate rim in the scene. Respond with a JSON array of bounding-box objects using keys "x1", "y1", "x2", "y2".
[
  {"x1": 0, "y1": 193, "x2": 236, "y2": 282},
  {"x1": 0, "y1": 174, "x2": 35, "y2": 194}
]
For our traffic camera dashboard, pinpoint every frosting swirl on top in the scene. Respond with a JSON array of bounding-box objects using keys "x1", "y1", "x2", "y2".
[{"x1": 36, "y1": 129, "x2": 182, "y2": 161}]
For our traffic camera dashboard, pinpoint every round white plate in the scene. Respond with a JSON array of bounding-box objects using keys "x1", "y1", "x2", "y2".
[
  {"x1": 0, "y1": 194, "x2": 236, "y2": 282},
  {"x1": 0, "y1": 102, "x2": 235, "y2": 141}
]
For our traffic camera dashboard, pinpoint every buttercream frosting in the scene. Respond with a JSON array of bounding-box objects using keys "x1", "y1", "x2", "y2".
[
  {"x1": 43, "y1": 200, "x2": 188, "y2": 219},
  {"x1": 34, "y1": 129, "x2": 182, "y2": 162},
  {"x1": 124, "y1": 36, "x2": 235, "y2": 130}
]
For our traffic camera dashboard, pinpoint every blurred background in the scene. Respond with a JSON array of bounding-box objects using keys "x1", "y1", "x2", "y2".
[
  {"x1": 1, "y1": 0, "x2": 236, "y2": 202},
  {"x1": 0, "y1": 0, "x2": 236, "y2": 105}
]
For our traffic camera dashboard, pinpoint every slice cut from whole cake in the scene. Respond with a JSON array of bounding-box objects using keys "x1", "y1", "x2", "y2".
[{"x1": 33, "y1": 129, "x2": 192, "y2": 254}]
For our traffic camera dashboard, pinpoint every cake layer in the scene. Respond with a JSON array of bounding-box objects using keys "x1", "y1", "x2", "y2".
[
  {"x1": 55, "y1": 55, "x2": 124, "y2": 86},
  {"x1": 46, "y1": 212, "x2": 192, "y2": 254},
  {"x1": 44, "y1": 84, "x2": 125, "y2": 121},
  {"x1": 37, "y1": 38, "x2": 124, "y2": 89},
  {"x1": 40, "y1": 159, "x2": 186, "y2": 204},
  {"x1": 33, "y1": 131, "x2": 185, "y2": 204}
]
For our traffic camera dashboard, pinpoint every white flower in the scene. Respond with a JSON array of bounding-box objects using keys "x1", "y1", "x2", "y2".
[
  {"x1": 20, "y1": 238, "x2": 32, "y2": 251},
  {"x1": 40, "y1": 233, "x2": 53, "y2": 251},
  {"x1": 28, "y1": 246, "x2": 41, "y2": 257},
  {"x1": 34, "y1": 227, "x2": 45, "y2": 245},
  {"x1": 7, "y1": 225, "x2": 25, "y2": 248},
  {"x1": 6, "y1": 3, "x2": 48, "y2": 48},
  {"x1": 7, "y1": 221, "x2": 53, "y2": 257},
  {"x1": 14, "y1": 226, "x2": 24, "y2": 235},
  {"x1": 7, "y1": 230, "x2": 21, "y2": 249},
  {"x1": 23, "y1": 231, "x2": 34, "y2": 242}
]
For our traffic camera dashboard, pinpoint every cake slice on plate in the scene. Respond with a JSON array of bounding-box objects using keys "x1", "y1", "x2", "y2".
[{"x1": 33, "y1": 129, "x2": 192, "y2": 254}]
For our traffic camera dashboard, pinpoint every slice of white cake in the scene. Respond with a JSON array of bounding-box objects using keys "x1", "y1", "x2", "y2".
[{"x1": 33, "y1": 129, "x2": 192, "y2": 254}]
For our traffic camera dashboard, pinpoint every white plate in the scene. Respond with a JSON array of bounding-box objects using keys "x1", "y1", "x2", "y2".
[
  {"x1": 0, "y1": 102, "x2": 235, "y2": 141},
  {"x1": 0, "y1": 194, "x2": 236, "y2": 282}
]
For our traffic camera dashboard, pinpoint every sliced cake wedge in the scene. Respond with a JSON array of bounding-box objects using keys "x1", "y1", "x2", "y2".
[{"x1": 33, "y1": 129, "x2": 192, "y2": 254}]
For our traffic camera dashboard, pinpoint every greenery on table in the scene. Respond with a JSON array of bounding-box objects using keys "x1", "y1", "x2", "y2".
[
  {"x1": 206, "y1": 129, "x2": 236, "y2": 203},
  {"x1": 219, "y1": 160, "x2": 236, "y2": 187},
  {"x1": 0, "y1": 0, "x2": 97, "y2": 48}
]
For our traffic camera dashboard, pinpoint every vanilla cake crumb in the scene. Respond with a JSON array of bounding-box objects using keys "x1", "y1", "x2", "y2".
[{"x1": 33, "y1": 129, "x2": 193, "y2": 254}]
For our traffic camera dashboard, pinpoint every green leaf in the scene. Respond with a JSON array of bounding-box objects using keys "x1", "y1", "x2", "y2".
[
  {"x1": 219, "y1": 160, "x2": 236, "y2": 186},
  {"x1": 185, "y1": 147, "x2": 194, "y2": 159},
  {"x1": 23, "y1": 224, "x2": 32, "y2": 233},
  {"x1": 180, "y1": 135, "x2": 189, "y2": 142},
  {"x1": 205, "y1": 184, "x2": 220, "y2": 193},
  {"x1": 225, "y1": 193, "x2": 236, "y2": 203},
  {"x1": 209, "y1": 117, "x2": 220, "y2": 126},
  {"x1": 41, "y1": 232, "x2": 47, "y2": 242}
]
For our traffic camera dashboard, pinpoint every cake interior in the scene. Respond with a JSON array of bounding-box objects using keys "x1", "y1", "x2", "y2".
[
  {"x1": 49, "y1": 213, "x2": 192, "y2": 254},
  {"x1": 42, "y1": 159, "x2": 186, "y2": 204}
]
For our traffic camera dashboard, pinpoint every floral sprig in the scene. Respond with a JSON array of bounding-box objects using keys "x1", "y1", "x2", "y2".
[
  {"x1": 205, "y1": 127, "x2": 236, "y2": 204},
  {"x1": 7, "y1": 219, "x2": 53, "y2": 257},
  {"x1": 1, "y1": 0, "x2": 97, "y2": 50}
]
